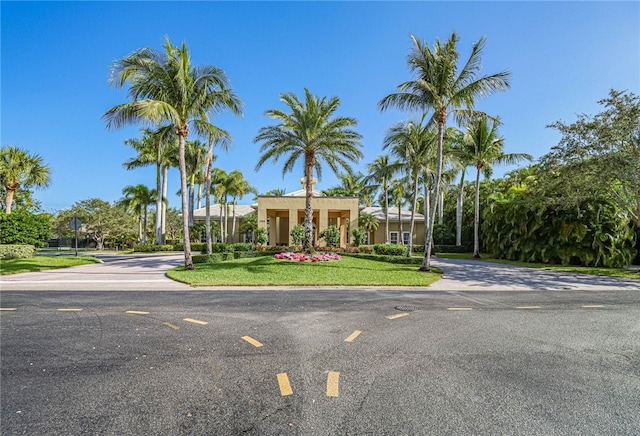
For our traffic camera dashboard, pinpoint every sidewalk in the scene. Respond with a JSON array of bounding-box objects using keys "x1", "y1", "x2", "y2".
[{"x1": 1, "y1": 253, "x2": 638, "y2": 292}]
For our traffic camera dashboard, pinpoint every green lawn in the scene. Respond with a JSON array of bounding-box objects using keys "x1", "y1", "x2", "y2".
[
  {"x1": 435, "y1": 253, "x2": 640, "y2": 280},
  {"x1": 0, "y1": 256, "x2": 102, "y2": 275},
  {"x1": 167, "y1": 256, "x2": 442, "y2": 287}
]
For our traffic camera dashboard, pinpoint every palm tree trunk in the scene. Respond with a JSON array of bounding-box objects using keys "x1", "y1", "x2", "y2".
[
  {"x1": 231, "y1": 199, "x2": 237, "y2": 243},
  {"x1": 456, "y1": 173, "x2": 465, "y2": 246},
  {"x1": 5, "y1": 189, "x2": 15, "y2": 214},
  {"x1": 473, "y1": 166, "x2": 481, "y2": 258},
  {"x1": 204, "y1": 137, "x2": 214, "y2": 254},
  {"x1": 407, "y1": 174, "x2": 419, "y2": 257},
  {"x1": 188, "y1": 175, "x2": 195, "y2": 227},
  {"x1": 178, "y1": 132, "x2": 194, "y2": 270},
  {"x1": 143, "y1": 206, "x2": 148, "y2": 244},
  {"x1": 420, "y1": 117, "x2": 445, "y2": 272},
  {"x1": 398, "y1": 202, "x2": 403, "y2": 244},
  {"x1": 161, "y1": 165, "x2": 168, "y2": 244},
  {"x1": 423, "y1": 183, "x2": 431, "y2": 254},
  {"x1": 303, "y1": 160, "x2": 315, "y2": 252},
  {"x1": 155, "y1": 162, "x2": 162, "y2": 245},
  {"x1": 384, "y1": 184, "x2": 390, "y2": 243},
  {"x1": 438, "y1": 191, "x2": 444, "y2": 225},
  {"x1": 219, "y1": 203, "x2": 224, "y2": 243}
]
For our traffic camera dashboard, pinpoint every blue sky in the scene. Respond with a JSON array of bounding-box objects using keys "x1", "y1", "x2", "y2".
[{"x1": 2, "y1": 1, "x2": 639, "y2": 213}]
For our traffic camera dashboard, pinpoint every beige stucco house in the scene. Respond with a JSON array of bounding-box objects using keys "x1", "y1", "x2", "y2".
[{"x1": 192, "y1": 188, "x2": 425, "y2": 248}]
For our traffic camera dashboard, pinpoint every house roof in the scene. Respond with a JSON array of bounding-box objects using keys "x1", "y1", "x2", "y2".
[
  {"x1": 192, "y1": 204, "x2": 256, "y2": 220},
  {"x1": 360, "y1": 206, "x2": 424, "y2": 222},
  {"x1": 259, "y1": 188, "x2": 325, "y2": 197}
]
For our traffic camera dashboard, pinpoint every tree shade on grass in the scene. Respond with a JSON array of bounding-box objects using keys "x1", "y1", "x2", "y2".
[{"x1": 0, "y1": 256, "x2": 101, "y2": 275}]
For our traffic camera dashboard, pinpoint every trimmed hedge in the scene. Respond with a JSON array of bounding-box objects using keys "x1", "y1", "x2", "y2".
[
  {"x1": 0, "y1": 244, "x2": 36, "y2": 259},
  {"x1": 133, "y1": 244, "x2": 175, "y2": 252},
  {"x1": 0, "y1": 210, "x2": 51, "y2": 247},
  {"x1": 373, "y1": 244, "x2": 408, "y2": 256},
  {"x1": 411, "y1": 244, "x2": 472, "y2": 254},
  {"x1": 193, "y1": 250, "x2": 279, "y2": 264},
  {"x1": 341, "y1": 252, "x2": 424, "y2": 265}
]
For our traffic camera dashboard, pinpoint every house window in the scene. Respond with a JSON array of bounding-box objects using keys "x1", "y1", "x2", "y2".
[
  {"x1": 389, "y1": 231, "x2": 399, "y2": 244},
  {"x1": 402, "y1": 232, "x2": 410, "y2": 245}
]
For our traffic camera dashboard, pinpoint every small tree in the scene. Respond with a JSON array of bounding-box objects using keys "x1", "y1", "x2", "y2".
[
  {"x1": 255, "y1": 227, "x2": 269, "y2": 246},
  {"x1": 290, "y1": 224, "x2": 305, "y2": 245},
  {"x1": 320, "y1": 225, "x2": 340, "y2": 248}
]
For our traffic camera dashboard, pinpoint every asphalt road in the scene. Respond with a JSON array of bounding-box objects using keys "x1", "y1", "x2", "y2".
[{"x1": 1, "y1": 289, "x2": 639, "y2": 435}]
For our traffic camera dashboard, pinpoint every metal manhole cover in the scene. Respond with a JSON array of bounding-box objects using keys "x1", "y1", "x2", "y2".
[{"x1": 395, "y1": 305, "x2": 417, "y2": 312}]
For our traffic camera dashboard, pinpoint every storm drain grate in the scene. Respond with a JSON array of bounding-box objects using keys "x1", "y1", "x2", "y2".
[{"x1": 395, "y1": 305, "x2": 417, "y2": 312}]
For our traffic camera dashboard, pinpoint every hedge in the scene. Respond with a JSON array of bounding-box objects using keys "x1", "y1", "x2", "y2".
[
  {"x1": 0, "y1": 244, "x2": 36, "y2": 260},
  {"x1": 340, "y1": 252, "x2": 424, "y2": 265},
  {"x1": 193, "y1": 250, "x2": 279, "y2": 264},
  {"x1": 0, "y1": 210, "x2": 51, "y2": 247},
  {"x1": 373, "y1": 244, "x2": 408, "y2": 256},
  {"x1": 133, "y1": 244, "x2": 176, "y2": 252}
]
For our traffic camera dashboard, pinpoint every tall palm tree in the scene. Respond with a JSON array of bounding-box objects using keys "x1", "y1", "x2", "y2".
[
  {"x1": 379, "y1": 32, "x2": 511, "y2": 271},
  {"x1": 390, "y1": 179, "x2": 407, "y2": 244},
  {"x1": 123, "y1": 127, "x2": 177, "y2": 245},
  {"x1": 366, "y1": 154, "x2": 396, "y2": 243},
  {"x1": 0, "y1": 146, "x2": 51, "y2": 214},
  {"x1": 104, "y1": 36, "x2": 243, "y2": 269},
  {"x1": 120, "y1": 184, "x2": 156, "y2": 244},
  {"x1": 203, "y1": 130, "x2": 231, "y2": 254},
  {"x1": 383, "y1": 114, "x2": 437, "y2": 256},
  {"x1": 461, "y1": 116, "x2": 532, "y2": 258},
  {"x1": 255, "y1": 88, "x2": 363, "y2": 252}
]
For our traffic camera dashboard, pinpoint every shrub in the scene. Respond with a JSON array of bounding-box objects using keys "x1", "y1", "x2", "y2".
[
  {"x1": 231, "y1": 243, "x2": 254, "y2": 252},
  {"x1": 255, "y1": 227, "x2": 268, "y2": 245},
  {"x1": 373, "y1": 244, "x2": 407, "y2": 256},
  {"x1": 352, "y1": 227, "x2": 367, "y2": 246},
  {"x1": 320, "y1": 225, "x2": 340, "y2": 248},
  {"x1": 0, "y1": 244, "x2": 36, "y2": 259},
  {"x1": 433, "y1": 224, "x2": 456, "y2": 245},
  {"x1": 193, "y1": 254, "x2": 222, "y2": 264},
  {"x1": 0, "y1": 210, "x2": 51, "y2": 248},
  {"x1": 341, "y1": 252, "x2": 423, "y2": 265},
  {"x1": 290, "y1": 224, "x2": 305, "y2": 245}
]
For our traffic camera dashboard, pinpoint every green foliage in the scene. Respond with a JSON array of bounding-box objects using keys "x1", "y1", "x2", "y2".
[
  {"x1": 341, "y1": 252, "x2": 426, "y2": 266},
  {"x1": 373, "y1": 244, "x2": 407, "y2": 256},
  {"x1": 0, "y1": 244, "x2": 35, "y2": 259},
  {"x1": 290, "y1": 224, "x2": 305, "y2": 245},
  {"x1": 194, "y1": 250, "x2": 277, "y2": 264},
  {"x1": 433, "y1": 224, "x2": 455, "y2": 245},
  {"x1": 352, "y1": 227, "x2": 367, "y2": 246},
  {"x1": 482, "y1": 169, "x2": 636, "y2": 268},
  {"x1": 255, "y1": 227, "x2": 269, "y2": 245},
  {"x1": 319, "y1": 225, "x2": 340, "y2": 247},
  {"x1": 133, "y1": 244, "x2": 175, "y2": 252},
  {"x1": 0, "y1": 210, "x2": 51, "y2": 247}
]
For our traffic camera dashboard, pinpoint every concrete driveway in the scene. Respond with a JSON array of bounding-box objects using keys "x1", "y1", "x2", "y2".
[{"x1": 0, "y1": 253, "x2": 638, "y2": 291}]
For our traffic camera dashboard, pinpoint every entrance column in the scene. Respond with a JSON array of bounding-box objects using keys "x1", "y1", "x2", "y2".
[
  {"x1": 319, "y1": 209, "x2": 329, "y2": 247},
  {"x1": 288, "y1": 208, "x2": 298, "y2": 246}
]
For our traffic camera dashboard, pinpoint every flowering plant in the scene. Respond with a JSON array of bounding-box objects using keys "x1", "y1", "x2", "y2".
[{"x1": 273, "y1": 252, "x2": 341, "y2": 262}]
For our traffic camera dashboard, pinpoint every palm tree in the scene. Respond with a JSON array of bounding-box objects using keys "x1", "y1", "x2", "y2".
[
  {"x1": 379, "y1": 32, "x2": 511, "y2": 271},
  {"x1": 461, "y1": 116, "x2": 532, "y2": 258},
  {"x1": 383, "y1": 114, "x2": 437, "y2": 256},
  {"x1": 104, "y1": 36, "x2": 243, "y2": 269},
  {"x1": 255, "y1": 88, "x2": 363, "y2": 252},
  {"x1": 265, "y1": 188, "x2": 286, "y2": 196},
  {"x1": 185, "y1": 140, "x2": 208, "y2": 226},
  {"x1": 358, "y1": 212, "x2": 379, "y2": 244},
  {"x1": 211, "y1": 167, "x2": 229, "y2": 242},
  {"x1": 367, "y1": 154, "x2": 396, "y2": 243},
  {"x1": 390, "y1": 179, "x2": 407, "y2": 243},
  {"x1": 120, "y1": 184, "x2": 156, "y2": 244},
  {"x1": 123, "y1": 127, "x2": 177, "y2": 245},
  {"x1": 0, "y1": 146, "x2": 51, "y2": 214},
  {"x1": 226, "y1": 170, "x2": 256, "y2": 243},
  {"x1": 326, "y1": 172, "x2": 376, "y2": 206},
  {"x1": 203, "y1": 130, "x2": 231, "y2": 254}
]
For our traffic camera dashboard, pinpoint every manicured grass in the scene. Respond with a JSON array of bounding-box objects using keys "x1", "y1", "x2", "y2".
[
  {"x1": 435, "y1": 252, "x2": 640, "y2": 279},
  {"x1": 0, "y1": 256, "x2": 102, "y2": 275},
  {"x1": 167, "y1": 256, "x2": 442, "y2": 287}
]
